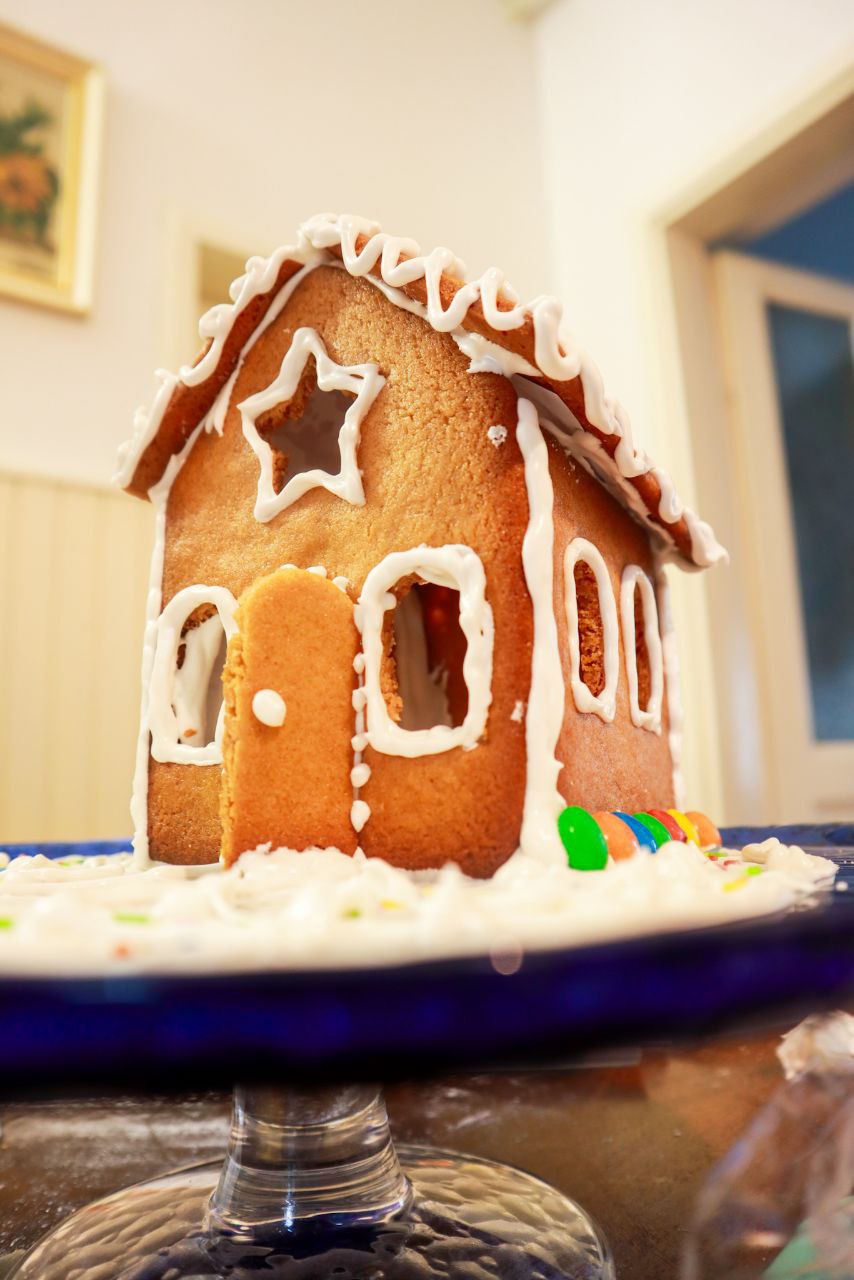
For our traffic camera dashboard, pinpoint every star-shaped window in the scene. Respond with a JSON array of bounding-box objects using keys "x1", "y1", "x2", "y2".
[{"x1": 239, "y1": 327, "x2": 385, "y2": 522}]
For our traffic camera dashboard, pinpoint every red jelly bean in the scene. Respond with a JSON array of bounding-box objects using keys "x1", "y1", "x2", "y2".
[{"x1": 648, "y1": 809, "x2": 686, "y2": 842}]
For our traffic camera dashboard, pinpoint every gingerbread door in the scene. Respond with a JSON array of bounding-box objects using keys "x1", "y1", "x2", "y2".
[{"x1": 220, "y1": 567, "x2": 359, "y2": 866}]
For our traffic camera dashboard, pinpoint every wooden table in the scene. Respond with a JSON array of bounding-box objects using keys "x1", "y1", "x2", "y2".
[{"x1": 0, "y1": 1032, "x2": 788, "y2": 1278}]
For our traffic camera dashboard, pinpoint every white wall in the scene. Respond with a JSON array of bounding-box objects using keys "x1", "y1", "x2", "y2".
[
  {"x1": 0, "y1": 0, "x2": 549, "y2": 487},
  {"x1": 533, "y1": 0, "x2": 854, "y2": 816}
]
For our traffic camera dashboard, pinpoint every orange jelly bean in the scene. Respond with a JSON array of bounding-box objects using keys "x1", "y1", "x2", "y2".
[
  {"x1": 685, "y1": 810, "x2": 722, "y2": 849},
  {"x1": 592, "y1": 811, "x2": 639, "y2": 862}
]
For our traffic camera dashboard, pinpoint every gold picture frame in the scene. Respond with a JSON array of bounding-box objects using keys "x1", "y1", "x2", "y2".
[{"x1": 0, "y1": 21, "x2": 103, "y2": 314}]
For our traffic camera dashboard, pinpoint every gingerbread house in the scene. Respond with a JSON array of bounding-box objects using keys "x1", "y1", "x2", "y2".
[{"x1": 116, "y1": 213, "x2": 725, "y2": 877}]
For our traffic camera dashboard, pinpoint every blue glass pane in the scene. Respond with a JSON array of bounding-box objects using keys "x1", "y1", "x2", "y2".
[{"x1": 767, "y1": 303, "x2": 854, "y2": 740}]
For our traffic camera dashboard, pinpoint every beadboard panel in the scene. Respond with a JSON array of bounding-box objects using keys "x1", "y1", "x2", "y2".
[{"x1": 0, "y1": 472, "x2": 154, "y2": 842}]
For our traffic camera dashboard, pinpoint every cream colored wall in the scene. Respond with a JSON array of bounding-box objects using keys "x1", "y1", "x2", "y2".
[
  {"x1": 0, "y1": 0, "x2": 550, "y2": 488},
  {"x1": 0, "y1": 472, "x2": 153, "y2": 841},
  {"x1": 0, "y1": 0, "x2": 548, "y2": 840},
  {"x1": 533, "y1": 0, "x2": 854, "y2": 819}
]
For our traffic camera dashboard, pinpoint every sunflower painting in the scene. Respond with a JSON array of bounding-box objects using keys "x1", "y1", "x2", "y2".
[
  {"x1": 0, "y1": 23, "x2": 102, "y2": 313},
  {"x1": 0, "y1": 98, "x2": 60, "y2": 251}
]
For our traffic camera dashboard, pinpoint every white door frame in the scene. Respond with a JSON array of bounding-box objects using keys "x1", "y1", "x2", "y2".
[
  {"x1": 714, "y1": 253, "x2": 854, "y2": 818},
  {"x1": 639, "y1": 55, "x2": 854, "y2": 823}
]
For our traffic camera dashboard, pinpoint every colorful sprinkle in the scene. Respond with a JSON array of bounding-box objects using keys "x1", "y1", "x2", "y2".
[
  {"x1": 0, "y1": 918, "x2": 13, "y2": 930},
  {"x1": 666, "y1": 810, "x2": 701, "y2": 844},
  {"x1": 612, "y1": 812, "x2": 658, "y2": 854},
  {"x1": 344, "y1": 907, "x2": 362, "y2": 919},
  {"x1": 647, "y1": 810, "x2": 686, "y2": 842},
  {"x1": 557, "y1": 807, "x2": 609, "y2": 870},
  {"x1": 113, "y1": 912, "x2": 151, "y2": 925},
  {"x1": 632, "y1": 812, "x2": 673, "y2": 849},
  {"x1": 592, "y1": 811, "x2": 639, "y2": 862},
  {"x1": 685, "y1": 811, "x2": 722, "y2": 850}
]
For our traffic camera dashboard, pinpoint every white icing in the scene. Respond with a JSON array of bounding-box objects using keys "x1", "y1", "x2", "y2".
[
  {"x1": 114, "y1": 259, "x2": 322, "y2": 490},
  {"x1": 515, "y1": 399, "x2": 566, "y2": 864},
  {"x1": 116, "y1": 213, "x2": 724, "y2": 571},
  {"x1": 307, "y1": 565, "x2": 328, "y2": 576},
  {"x1": 357, "y1": 546, "x2": 494, "y2": 758},
  {"x1": 333, "y1": 575, "x2": 351, "y2": 593},
  {"x1": 239, "y1": 327, "x2": 384, "y2": 523},
  {"x1": 510, "y1": 700, "x2": 525, "y2": 723},
  {"x1": 620, "y1": 565, "x2": 664, "y2": 734},
  {"x1": 251, "y1": 689, "x2": 287, "y2": 728},
  {"x1": 0, "y1": 841, "x2": 835, "y2": 976},
  {"x1": 487, "y1": 424, "x2": 508, "y2": 447},
  {"x1": 350, "y1": 799, "x2": 370, "y2": 833},
  {"x1": 149, "y1": 586, "x2": 239, "y2": 764},
  {"x1": 350, "y1": 763, "x2": 371, "y2": 787},
  {"x1": 655, "y1": 562, "x2": 685, "y2": 807},
  {"x1": 563, "y1": 537, "x2": 619, "y2": 723}
]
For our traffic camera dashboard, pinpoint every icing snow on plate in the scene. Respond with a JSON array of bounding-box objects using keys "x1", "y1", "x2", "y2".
[{"x1": 0, "y1": 839, "x2": 836, "y2": 975}]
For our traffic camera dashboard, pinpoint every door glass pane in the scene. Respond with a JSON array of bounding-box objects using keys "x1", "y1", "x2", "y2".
[{"x1": 767, "y1": 303, "x2": 854, "y2": 740}]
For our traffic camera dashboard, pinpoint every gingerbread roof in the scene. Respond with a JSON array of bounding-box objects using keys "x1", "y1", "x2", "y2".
[{"x1": 115, "y1": 213, "x2": 725, "y2": 570}]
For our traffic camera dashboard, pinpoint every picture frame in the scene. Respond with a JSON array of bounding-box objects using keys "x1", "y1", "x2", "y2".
[{"x1": 0, "y1": 21, "x2": 103, "y2": 314}]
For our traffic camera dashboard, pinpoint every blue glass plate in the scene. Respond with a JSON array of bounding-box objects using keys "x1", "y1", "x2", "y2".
[{"x1": 0, "y1": 825, "x2": 851, "y2": 1090}]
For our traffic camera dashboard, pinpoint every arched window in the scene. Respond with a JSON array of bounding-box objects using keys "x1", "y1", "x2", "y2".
[
  {"x1": 149, "y1": 585, "x2": 238, "y2": 764},
  {"x1": 563, "y1": 537, "x2": 618, "y2": 722},
  {"x1": 620, "y1": 565, "x2": 664, "y2": 733},
  {"x1": 356, "y1": 546, "x2": 494, "y2": 757}
]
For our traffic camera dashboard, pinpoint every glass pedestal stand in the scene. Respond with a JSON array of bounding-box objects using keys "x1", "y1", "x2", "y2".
[{"x1": 12, "y1": 1085, "x2": 614, "y2": 1279}]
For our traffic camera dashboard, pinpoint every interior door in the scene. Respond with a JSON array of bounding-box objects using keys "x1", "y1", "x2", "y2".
[
  {"x1": 714, "y1": 251, "x2": 854, "y2": 821},
  {"x1": 220, "y1": 567, "x2": 359, "y2": 865}
]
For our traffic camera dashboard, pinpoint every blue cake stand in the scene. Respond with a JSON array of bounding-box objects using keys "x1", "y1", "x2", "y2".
[{"x1": 3, "y1": 825, "x2": 853, "y2": 1279}]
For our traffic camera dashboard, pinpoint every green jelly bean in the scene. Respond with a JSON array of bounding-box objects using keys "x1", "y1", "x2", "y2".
[
  {"x1": 557, "y1": 806, "x2": 608, "y2": 871},
  {"x1": 633, "y1": 813, "x2": 672, "y2": 849}
]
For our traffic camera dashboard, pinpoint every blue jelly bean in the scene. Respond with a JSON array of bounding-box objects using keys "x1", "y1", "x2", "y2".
[{"x1": 612, "y1": 811, "x2": 658, "y2": 854}]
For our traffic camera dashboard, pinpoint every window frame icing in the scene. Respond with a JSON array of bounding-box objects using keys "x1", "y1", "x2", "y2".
[
  {"x1": 563, "y1": 536, "x2": 619, "y2": 723},
  {"x1": 149, "y1": 584, "x2": 238, "y2": 765},
  {"x1": 238, "y1": 326, "x2": 385, "y2": 523},
  {"x1": 355, "y1": 545, "x2": 494, "y2": 758},
  {"x1": 620, "y1": 564, "x2": 664, "y2": 734}
]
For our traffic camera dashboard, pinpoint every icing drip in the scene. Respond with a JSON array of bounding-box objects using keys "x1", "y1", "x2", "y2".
[
  {"x1": 620, "y1": 565, "x2": 664, "y2": 734},
  {"x1": 239, "y1": 327, "x2": 384, "y2": 522},
  {"x1": 149, "y1": 585, "x2": 239, "y2": 765},
  {"x1": 515, "y1": 399, "x2": 566, "y2": 865},
  {"x1": 656, "y1": 563, "x2": 686, "y2": 807},
  {"x1": 251, "y1": 689, "x2": 287, "y2": 728},
  {"x1": 350, "y1": 647, "x2": 370, "y2": 834},
  {"x1": 356, "y1": 546, "x2": 494, "y2": 758},
  {"x1": 563, "y1": 537, "x2": 619, "y2": 723}
]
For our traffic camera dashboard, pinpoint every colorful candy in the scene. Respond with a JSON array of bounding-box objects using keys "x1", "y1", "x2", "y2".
[
  {"x1": 631, "y1": 812, "x2": 672, "y2": 849},
  {"x1": 609, "y1": 812, "x2": 655, "y2": 853},
  {"x1": 666, "y1": 810, "x2": 701, "y2": 844},
  {"x1": 592, "y1": 811, "x2": 639, "y2": 862},
  {"x1": 685, "y1": 811, "x2": 722, "y2": 850},
  {"x1": 554, "y1": 805, "x2": 723, "y2": 865},
  {"x1": 557, "y1": 806, "x2": 609, "y2": 870},
  {"x1": 647, "y1": 809, "x2": 686, "y2": 842}
]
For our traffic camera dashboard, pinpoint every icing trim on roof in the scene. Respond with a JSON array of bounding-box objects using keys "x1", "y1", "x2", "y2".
[{"x1": 115, "y1": 212, "x2": 725, "y2": 570}]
